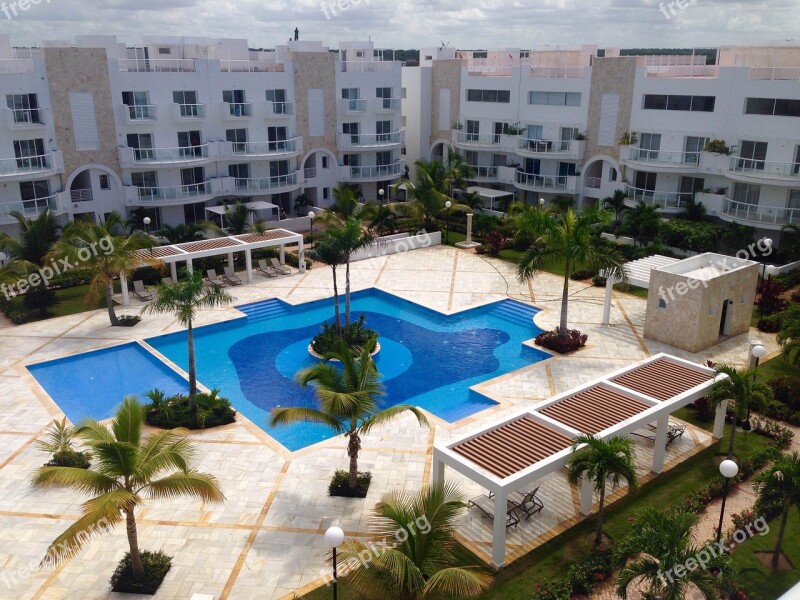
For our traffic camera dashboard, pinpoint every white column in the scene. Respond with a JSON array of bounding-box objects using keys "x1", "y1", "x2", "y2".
[
  {"x1": 602, "y1": 275, "x2": 615, "y2": 326},
  {"x1": 491, "y1": 490, "x2": 507, "y2": 568},
  {"x1": 186, "y1": 258, "x2": 193, "y2": 274},
  {"x1": 227, "y1": 252, "x2": 234, "y2": 268},
  {"x1": 652, "y1": 412, "x2": 669, "y2": 473},
  {"x1": 747, "y1": 339, "x2": 763, "y2": 369},
  {"x1": 170, "y1": 262, "x2": 177, "y2": 282},
  {"x1": 119, "y1": 271, "x2": 129, "y2": 306},
  {"x1": 298, "y1": 244, "x2": 306, "y2": 274},
  {"x1": 244, "y1": 249, "x2": 253, "y2": 283},
  {"x1": 713, "y1": 399, "x2": 729, "y2": 439},
  {"x1": 279, "y1": 244, "x2": 286, "y2": 265},
  {"x1": 465, "y1": 213, "x2": 474, "y2": 244},
  {"x1": 580, "y1": 477, "x2": 594, "y2": 515},
  {"x1": 431, "y1": 454, "x2": 444, "y2": 484}
]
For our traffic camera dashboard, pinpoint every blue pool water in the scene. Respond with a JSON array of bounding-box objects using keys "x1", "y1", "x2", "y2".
[{"x1": 28, "y1": 289, "x2": 550, "y2": 451}]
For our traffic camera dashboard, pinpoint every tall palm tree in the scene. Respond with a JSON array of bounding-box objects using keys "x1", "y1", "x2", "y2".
[
  {"x1": 707, "y1": 364, "x2": 773, "y2": 458},
  {"x1": 391, "y1": 160, "x2": 470, "y2": 231},
  {"x1": 566, "y1": 434, "x2": 638, "y2": 545},
  {"x1": 777, "y1": 304, "x2": 800, "y2": 366},
  {"x1": 31, "y1": 397, "x2": 224, "y2": 577},
  {"x1": 336, "y1": 481, "x2": 492, "y2": 598},
  {"x1": 620, "y1": 201, "x2": 661, "y2": 246},
  {"x1": 549, "y1": 195, "x2": 575, "y2": 214},
  {"x1": 222, "y1": 201, "x2": 256, "y2": 234},
  {"x1": 443, "y1": 147, "x2": 473, "y2": 197},
  {"x1": 309, "y1": 231, "x2": 347, "y2": 332},
  {"x1": 602, "y1": 189, "x2": 628, "y2": 226},
  {"x1": 754, "y1": 452, "x2": 800, "y2": 570},
  {"x1": 614, "y1": 507, "x2": 718, "y2": 600},
  {"x1": 270, "y1": 337, "x2": 428, "y2": 490},
  {"x1": 516, "y1": 207, "x2": 625, "y2": 336},
  {"x1": 141, "y1": 270, "x2": 233, "y2": 397},
  {"x1": 49, "y1": 212, "x2": 157, "y2": 326},
  {"x1": 328, "y1": 218, "x2": 375, "y2": 326},
  {"x1": 158, "y1": 222, "x2": 206, "y2": 244},
  {"x1": 316, "y1": 184, "x2": 377, "y2": 227}
]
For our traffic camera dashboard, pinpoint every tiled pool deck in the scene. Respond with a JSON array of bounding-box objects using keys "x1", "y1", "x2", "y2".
[{"x1": 0, "y1": 246, "x2": 781, "y2": 599}]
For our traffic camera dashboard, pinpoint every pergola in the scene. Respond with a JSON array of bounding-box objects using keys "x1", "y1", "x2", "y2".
[
  {"x1": 432, "y1": 353, "x2": 724, "y2": 567},
  {"x1": 466, "y1": 186, "x2": 514, "y2": 211},
  {"x1": 120, "y1": 228, "x2": 304, "y2": 306},
  {"x1": 601, "y1": 254, "x2": 680, "y2": 325}
]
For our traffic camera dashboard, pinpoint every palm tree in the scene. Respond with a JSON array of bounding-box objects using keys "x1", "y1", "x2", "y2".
[
  {"x1": 549, "y1": 195, "x2": 575, "y2": 214},
  {"x1": 602, "y1": 189, "x2": 628, "y2": 226},
  {"x1": 336, "y1": 481, "x2": 492, "y2": 598},
  {"x1": 707, "y1": 364, "x2": 773, "y2": 458},
  {"x1": 516, "y1": 207, "x2": 625, "y2": 336},
  {"x1": 309, "y1": 231, "x2": 347, "y2": 332},
  {"x1": 158, "y1": 222, "x2": 206, "y2": 244},
  {"x1": 443, "y1": 147, "x2": 473, "y2": 196},
  {"x1": 49, "y1": 212, "x2": 158, "y2": 326},
  {"x1": 328, "y1": 218, "x2": 375, "y2": 326},
  {"x1": 222, "y1": 201, "x2": 256, "y2": 234},
  {"x1": 391, "y1": 160, "x2": 471, "y2": 231},
  {"x1": 754, "y1": 452, "x2": 800, "y2": 570},
  {"x1": 614, "y1": 506, "x2": 718, "y2": 599},
  {"x1": 270, "y1": 337, "x2": 428, "y2": 490},
  {"x1": 620, "y1": 201, "x2": 661, "y2": 246},
  {"x1": 31, "y1": 397, "x2": 224, "y2": 577},
  {"x1": 780, "y1": 223, "x2": 800, "y2": 260},
  {"x1": 316, "y1": 184, "x2": 377, "y2": 227},
  {"x1": 566, "y1": 434, "x2": 638, "y2": 545},
  {"x1": 141, "y1": 270, "x2": 233, "y2": 397},
  {"x1": 777, "y1": 304, "x2": 800, "y2": 366}
]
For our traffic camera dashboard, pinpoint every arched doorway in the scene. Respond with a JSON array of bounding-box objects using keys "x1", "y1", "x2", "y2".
[
  {"x1": 63, "y1": 164, "x2": 125, "y2": 224},
  {"x1": 300, "y1": 148, "x2": 338, "y2": 210}
]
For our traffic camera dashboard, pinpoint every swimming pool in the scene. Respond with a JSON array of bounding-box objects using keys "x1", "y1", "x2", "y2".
[{"x1": 29, "y1": 289, "x2": 549, "y2": 451}]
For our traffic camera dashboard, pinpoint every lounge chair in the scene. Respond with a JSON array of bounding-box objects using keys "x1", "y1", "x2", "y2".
[
  {"x1": 271, "y1": 258, "x2": 291, "y2": 275},
  {"x1": 509, "y1": 487, "x2": 544, "y2": 520},
  {"x1": 206, "y1": 269, "x2": 226, "y2": 288},
  {"x1": 467, "y1": 494, "x2": 519, "y2": 529},
  {"x1": 257, "y1": 259, "x2": 277, "y2": 278},
  {"x1": 223, "y1": 266, "x2": 242, "y2": 286},
  {"x1": 132, "y1": 280, "x2": 153, "y2": 301},
  {"x1": 631, "y1": 421, "x2": 687, "y2": 448}
]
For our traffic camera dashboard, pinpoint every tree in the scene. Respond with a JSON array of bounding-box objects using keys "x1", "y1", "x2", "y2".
[
  {"x1": 309, "y1": 232, "x2": 347, "y2": 332},
  {"x1": 777, "y1": 304, "x2": 800, "y2": 366},
  {"x1": 391, "y1": 160, "x2": 471, "y2": 231},
  {"x1": 158, "y1": 223, "x2": 207, "y2": 244},
  {"x1": 550, "y1": 195, "x2": 575, "y2": 214},
  {"x1": 620, "y1": 201, "x2": 661, "y2": 246},
  {"x1": 516, "y1": 207, "x2": 624, "y2": 336},
  {"x1": 780, "y1": 223, "x2": 800, "y2": 261},
  {"x1": 336, "y1": 481, "x2": 492, "y2": 598},
  {"x1": 270, "y1": 337, "x2": 428, "y2": 490},
  {"x1": 49, "y1": 212, "x2": 157, "y2": 326},
  {"x1": 443, "y1": 146, "x2": 473, "y2": 197},
  {"x1": 222, "y1": 201, "x2": 256, "y2": 234},
  {"x1": 328, "y1": 218, "x2": 375, "y2": 326},
  {"x1": 602, "y1": 190, "x2": 628, "y2": 226},
  {"x1": 614, "y1": 506, "x2": 718, "y2": 599},
  {"x1": 31, "y1": 397, "x2": 224, "y2": 578},
  {"x1": 754, "y1": 452, "x2": 800, "y2": 570},
  {"x1": 566, "y1": 434, "x2": 638, "y2": 545},
  {"x1": 141, "y1": 270, "x2": 233, "y2": 397},
  {"x1": 316, "y1": 184, "x2": 376, "y2": 226},
  {"x1": 707, "y1": 364, "x2": 772, "y2": 458}
]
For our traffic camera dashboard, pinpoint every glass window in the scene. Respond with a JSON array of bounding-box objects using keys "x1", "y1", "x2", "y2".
[
  {"x1": 643, "y1": 95, "x2": 668, "y2": 110},
  {"x1": 99, "y1": 175, "x2": 110, "y2": 190},
  {"x1": 666, "y1": 95, "x2": 692, "y2": 111},
  {"x1": 775, "y1": 99, "x2": 800, "y2": 117},
  {"x1": 745, "y1": 98, "x2": 776, "y2": 115},
  {"x1": 691, "y1": 96, "x2": 716, "y2": 112},
  {"x1": 565, "y1": 92, "x2": 581, "y2": 106},
  {"x1": 226, "y1": 129, "x2": 248, "y2": 153}
]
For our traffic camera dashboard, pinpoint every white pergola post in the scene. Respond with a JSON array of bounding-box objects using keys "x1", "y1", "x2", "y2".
[
  {"x1": 244, "y1": 249, "x2": 253, "y2": 283},
  {"x1": 298, "y1": 244, "x2": 306, "y2": 274},
  {"x1": 431, "y1": 455, "x2": 445, "y2": 484},
  {"x1": 186, "y1": 258, "x2": 193, "y2": 274},
  {"x1": 465, "y1": 213, "x2": 474, "y2": 244},
  {"x1": 491, "y1": 490, "x2": 507, "y2": 568},
  {"x1": 227, "y1": 252, "x2": 234, "y2": 268},
  {"x1": 580, "y1": 477, "x2": 594, "y2": 515},
  {"x1": 713, "y1": 399, "x2": 728, "y2": 439},
  {"x1": 279, "y1": 244, "x2": 286, "y2": 265},
  {"x1": 602, "y1": 275, "x2": 617, "y2": 326},
  {"x1": 119, "y1": 270, "x2": 130, "y2": 306},
  {"x1": 170, "y1": 262, "x2": 177, "y2": 282},
  {"x1": 651, "y1": 412, "x2": 670, "y2": 473}
]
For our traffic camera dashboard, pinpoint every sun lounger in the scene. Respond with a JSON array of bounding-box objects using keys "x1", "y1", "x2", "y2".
[
  {"x1": 631, "y1": 421, "x2": 687, "y2": 448},
  {"x1": 206, "y1": 269, "x2": 226, "y2": 288},
  {"x1": 467, "y1": 494, "x2": 519, "y2": 529},
  {"x1": 223, "y1": 266, "x2": 242, "y2": 286},
  {"x1": 257, "y1": 259, "x2": 277, "y2": 278},
  {"x1": 271, "y1": 258, "x2": 291, "y2": 275},
  {"x1": 509, "y1": 487, "x2": 544, "y2": 520},
  {"x1": 132, "y1": 280, "x2": 153, "y2": 301}
]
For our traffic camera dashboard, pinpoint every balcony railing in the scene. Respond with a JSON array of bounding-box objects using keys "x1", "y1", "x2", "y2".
[
  {"x1": 468, "y1": 165, "x2": 499, "y2": 180},
  {"x1": 174, "y1": 103, "x2": 206, "y2": 119},
  {"x1": 344, "y1": 161, "x2": 403, "y2": 180},
  {"x1": 528, "y1": 66, "x2": 585, "y2": 78},
  {"x1": 341, "y1": 61, "x2": 393, "y2": 73},
  {"x1": 125, "y1": 145, "x2": 211, "y2": 164},
  {"x1": 585, "y1": 177, "x2": 602, "y2": 189},
  {"x1": 6, "y1": 107, "x2": 45, "y2": 126},
  {"x1": 231, "y1": 139, "x2": 299, "y2": 156},
  {"x1": 70, "y1": 189, "x2": 93, "y2": 203},
  {"x1": 721, "y1": 197, "x2": 800, "y2": 226},
  {"x1": 728, "y1": 156, "x2": 800, "y2": 180},
  {"x1": 224, "y1": 102, "x2": 253, "y2": 117},
  {"x1": 0, "y1": 59, "x2": 35, "y2": 74},
  {"x1": 304, "y1": 167, "x2": 317, "y2": 179},
  {"x1": 377, "y1": 97, "x2": 401, "y2": 111},
  {"x1": 468, "y1": 66, "x2": 513, "y2": 77},
  {"x1": 644, "y1": 65, "x2": 719, "y2": 78},
  {"x1": 624, "y1": 184, "x2": 689, "y2": 209},
  {"x1": 626, "y1": 147, "x2": 701, "y2": 167},
  {"x1": 125, "y1": 104, "x2": 157, "y2": 121},
  {"x1": 268, "y1": 101, "x2": 294, "y2": 116},
  {"x1": 514, "y1": 171, "x2": 570, "y2": 191},
  {"x1": 338, "y1": 131, "x2": 402, "y2": 148},
  {"x1": 234, "y1": 172, "x2": 300, "y2": 193},
  {"x1": 453, "y1": 130, "x2": 500, "y2": 146},
  {"x1": 0, "y1": 154, "x2": 52, "y2": 177},
  {"x1": 516, "y1": 138, "x2": 575, "y2": 154},
  {"x1": 220, "y1": 59, "x2": 284, "y2": 73},
  {"x1": 119, "y1": 58, "x2": 196, "y2": 72},
  {"x1": 132, "y1": 182, "x2": 213, "y2": 203},
  {"x1": 748, "y1": 67, "x2": 800, "y2": 81},
  {"x1": 0, "y1": 195, "x2": 58, "y2": 221},
  {"x1": 343, "y1": 98, "x2": 367, "y2": 112}
]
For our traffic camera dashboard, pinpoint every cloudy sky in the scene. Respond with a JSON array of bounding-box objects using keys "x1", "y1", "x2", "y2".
[{"x1": 1, "y1": 0, "x2": 799, "y2": 50}]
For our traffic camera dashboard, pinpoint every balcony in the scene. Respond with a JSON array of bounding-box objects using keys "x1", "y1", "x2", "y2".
[
  {"x1": 748, "y1": 67, "x2": 800, "y2": 81},
  {"x1": 340, "y1": 61, "x2": 393, "y2": 73},
  {"x1": 220, "y1": 138, "x2": 301, "y2": 160},
  {"x1": 267, "y1": 101, "x2": 294, "y2": 117},
  {"x1": 118, "y1": 145, "x2": 213, "y2": 168},
  {"x1": 124, "y1": 180, "x2": 223, "y2": 206},
  {"x1": 222, "y1": 102, "x2": 253, "y2": 119},
  {"x1": 338, "y1": 131, "x2": 403, "y2": 150},
  {"x1": 720, "y1": 197, "x2": 800, "y2": 230},
  {"x1": 452, "y1": 130, "x2": 501, "y2": 148},
  {"x1": 376, "y1": 97, "x2": 400, "y2": 112},
  {"x1": 468, "y1": 165, "x2": 499, "y2": 181},
  {"x1": 340, "y1": 98, "x2": 367, "y2": 113},
  {"x1": 219, "y1": 59, "x2": 284, "y2": 73},
  {"x1": 0, "y1": 59, "x2": 36, "y2": 74},
  {"x1": 118, "y1": 58, "x2": 196, "y2": 73},
  {"x1": 727, "y1": 156, "x2": 800, "y2": 184},
  {"x1": 341, "y1": 161, "x2": 403, "y2": 182},
  {"x1": 0, "y1": 152, "x2": 63, "y2": 181},
  {"x1": 623, "y1": 184, "x2": 689, "y2": 212},
  {"x1": 5, "y1": 107, "x2": 46, "y2": 128},
  {"x1": 514, "y1": 171, "x2": 577, "y2": 193},
  {"x1": 621, "y1": 146, "x2": 702, "y2": 170},
  {"x1": 234, "y1": 171, "x2": 302, "y2": 194},
  {"x1": 122, "y1": 104, "x2": 157, "y2": 123},
  {"x1": 528, "y1": 66, "x2": 585, "y2": 78},
  {"x1": 172, "y1": 103, "x2": 206, "y2": 121},
  {"x1": 516, "y1": 137, "x2": 585, "y2": 159},
  {"x1": 0, "y1": 195, "x2": 59, "y2": 223}
]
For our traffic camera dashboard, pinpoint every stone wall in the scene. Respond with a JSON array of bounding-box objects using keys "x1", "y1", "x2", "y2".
[
  {"x1": 585, "y1": 56, "x2": 637, "y2": 168},
  {"x1": 290, "y1": 51, "x2": 337, "y2": 154},
  {"x1": 431, "y1": 58, "x2": 463, "y2": 149}
]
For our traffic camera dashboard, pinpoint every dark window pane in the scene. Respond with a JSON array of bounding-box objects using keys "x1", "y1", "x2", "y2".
[
  {"x1": 666, "y1": 95, "x2": 692, "y2": 111},
  {"x1": 775, "y1": 99, "x2": 800, "y2": 117},
  {"x1": 498, "y1": 90, "x2": 510, "y2": 103},
  {"x1": 643, "y1": 94, "x2": 668, "y2": 110},
  {"x1": 467, "y1": 89, "x2": 481, "y2": 102},
  {"x1": 691, "y1": 96, "x2": 716, "y2": 112},
  {"x1": 745, "y1": 98, "x2": 775, "y2": 115}
]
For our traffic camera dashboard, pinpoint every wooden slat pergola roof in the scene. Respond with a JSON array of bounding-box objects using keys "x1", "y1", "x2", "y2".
[
  {"x1": 611, "y1": 357, "x2": 713, "y2": 401},
  {"x1": 539, "y1": 384, "x2": 652, "y2": 435}
]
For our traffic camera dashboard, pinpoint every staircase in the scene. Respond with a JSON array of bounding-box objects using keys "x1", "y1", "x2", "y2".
[
  {"x1": 238, "y1": 299, "x2": 291, "y2": 324},
  {"x1": 486, "y1": 301, "x2": 538, "y2": 328}
]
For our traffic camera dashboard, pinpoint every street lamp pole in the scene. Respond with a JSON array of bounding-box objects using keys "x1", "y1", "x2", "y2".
[
  {"x1": 445, "y1": 200, "x2": 452, "y2": 245},
  {"x1": 378, "y1": 188, "x2": 385, "y2": 205},
  {"x1": 143, "y1": 216, "x2": 151, "y2": 234},
  {"x1": 716, "y1": 459, "x2": 739, "y2": 543},
  {"x1": 308, "y1": 211, "x2": 315, "y2": 250},
  {"x1": 325, "y1": 526, "x2": 345, "y2": 600}
]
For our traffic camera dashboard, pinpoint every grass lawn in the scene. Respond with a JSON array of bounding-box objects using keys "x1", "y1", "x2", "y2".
[
  {"x1": 8, "y1": 282, "x2": 115, "y2": 323},
  {"x1": 301, "y1": 424, "x2": 776, "y2": 600},
  {"x1": 755, "y1": 354, "x2": 799, "y2": 384}
]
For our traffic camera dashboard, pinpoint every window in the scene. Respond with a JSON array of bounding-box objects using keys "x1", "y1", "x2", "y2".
[
  {"x1": 558, "y1": 162, "x2": 577, "y2": 177},
  {"x1": 638, "y1": 133, "x2": 661, "y2": 160},
  {"x1": 376, "y1": 120, "x2": 392, "y2": 142},
  {"x1": 642, "y1": 94, "x2": 716, "y2": 112},
  {"x1": 223, "y1": 90, "x2": 247, "y2": 116},
  {"x1": 526, "y1": 124, "x2": 543, "y2": 140},
  {"x1": 131, "y1": 171, "x2": 158, "y2": 198},
  {"x1": 158, "y1": 47, "x2": 171, "y2": 55},
  {"x1": 528, "y1": 91, "x2": 581, "y2": 106},
  {"x1": 19, "y1": 179, "x2": 51, "y2": 201},
  {"x1": 376, "y1": 87, "x2": 392, "y2": 98},
  {"x1": 343, "y1": 122, "x2": 360, "y2": 144},
  {"x1": 465, "y1": 150, "x2": 478, "y2": 165},
  {"x1": 178, "y1": 131, "x2": 203, "y2": 157},
  {"x1": 745, "y1": 97, "x2": 800, "y2": 117},
  {"x1": 321, "y1": 156, "x2": 329, "y2": 169},
  {"x1": 126, "y1": 133, "x2": 154, "y2": 160},
  {"x1": 794, "y1": 146, "x2": 800, "y2": 176},
  {"x1": 173, "y1": 90, "x2": 199, "y2": 117},
  {"x1": 733, "y1": 182, "x2": 761, "y2": 206},
  {"x1": 226, "y1": 129, "x2": 248, "y2": 153},
  {"x1": 229, "y1": 163, "x2": 250, "y2": 186},
  {"x1": 181, "y1": 167, "x2": 206, "y2": 192},
  {"x1": 401, "y1": 87, "x2": 407, "y2": 99},
  {"x1": 266, "y1": 89, "x2": 288, "y2": 114},
  {"x1": 634, "y1": 171, "x2": 657, "y2": 193},
  {"x1": 122, "y1": 91, "x2": 152, "y2": 120},
  {"x1": 270, "y1": 160, "x2": 289, "y2": 178},
  {"x1": 684, "y1": 136, "x2": 709, "y2": 164},
  {"x1": 466, "y1": 120, "x2": 480, "y2": 141},
  {"x1": 99, "y1": 174, "x2": 110, "y2": 190},
  {"x1": 679, "y1": 176, "x2": 704, "y2": 203},
  {"x1": 6, "y1": 93, "x2": 42, "y2": 124},
  {"x1": 466, "y1": 89, "x2": 511, "y2": 103},
  {"x1": 267, "y1": 126, "x2": 288, "y2": 151},
  {"x1": 376, "y1": 151, "x2": 392, "y2": 166},
  {"x1": 13, "y1": 139, "x2": 45, "y2": 169},
  {"x1": 737, "y1": 140, "x2": 768, "y2": 171},
  {"x1": 341, "y1": 88, "x2": 361, "y2": 110},
  {"x1": 343, "y1": 154, "x2": 360, "y2": 167},
  {"x1": 560, "y1": 127, "x2": 578, "y2": 151},
  {"x1": 323, "y1": 187, "x2": 330, "y2": 200},
  {"x1": 492, "y1": 154, "x2": 505, "y2": 167},
  {"x1": 788, "y1": 189, "x2": 800, "y2": 210}
]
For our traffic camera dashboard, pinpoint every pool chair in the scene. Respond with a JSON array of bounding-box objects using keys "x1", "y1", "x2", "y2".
[
  {"x1": 223, "y1": 266, "x2": 243, "y2": 286},
  {"x1": 257, "y1": 259, "x2": 277, "y2": 278},
  {"x1": 631, "y1": 421, "x2": 687, "y2": 448},
  {"x1": 271, "y1": 258, "x2": 291, "y2": 275},
  {"x1": 206, "y1": 269, "x2": 226, "y2": 288},
  {"x1": 132, "y1": 280, "x2": 153, "y2": 301},
  {"x1": 467, "y1": 493, "x2": 519, "y2": 529},
  {"x1": 509, "y1": 487, "x2": 544, "y2": 520}
]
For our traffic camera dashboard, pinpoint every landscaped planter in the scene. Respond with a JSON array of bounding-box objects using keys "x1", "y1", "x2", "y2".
[{"x1": 308, "y1": 341, "x2": 380, "y2": 362}]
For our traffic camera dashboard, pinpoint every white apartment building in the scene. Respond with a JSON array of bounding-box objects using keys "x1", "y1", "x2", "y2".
[
  {"x1": 403, "y1": 44, "x2": 800, "y2": 242},
  {"x1": 0, "y1": 35, "x2": 404, "y2": 234}
]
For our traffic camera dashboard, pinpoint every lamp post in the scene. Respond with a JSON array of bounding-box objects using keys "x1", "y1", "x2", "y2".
[
  {"x1": 538, "y1": 197, "x2": 545, "y2": 209},
  {"x1": 378, "y1": 188, "x2": 385, "y2": 205},
  {"x1": 759, "y1": 238, "x2": 773, "y2": 280},
  {"x1": 325, "y1": 526, "x2": 345, "y2": 600},
  {"x1": 445, "y1": 200, "x2": 452, "y2": 245},
  {"x1": 716, "y1": 459, "x2": 739, "y2": 543},
  {"x1": 308, "y1": 211, "x2": 315, "y2": 249},
  {"x1": 143, "y1": 216, "x2": 151, "y2": 234}
]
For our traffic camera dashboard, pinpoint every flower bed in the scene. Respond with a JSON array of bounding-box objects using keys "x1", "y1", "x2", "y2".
[{"x1": 535, "y1": 328, "x2": 588, "y2": 354}]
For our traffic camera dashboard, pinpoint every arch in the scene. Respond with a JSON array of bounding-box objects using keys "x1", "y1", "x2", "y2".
[
  {"x1": 64, "y1": 163, "x2": 124, "y2": 192},
  {"x1": 429, "y1": 138, "x2": 451, "y2": 161},
  {"x1": 582, "y1": 153, "x2": 621, "y2": 176},
  {"x1": 301, "y1": 146, "x2": 337, "y2": 170}
]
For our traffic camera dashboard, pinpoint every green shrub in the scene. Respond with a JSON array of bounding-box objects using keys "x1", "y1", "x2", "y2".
[
  {"x1": 661, "y1": 220, "x2": 723, "y2": 252},
  {"x1": 117, "y1": 315, "x2": 141, "y2": 327},
  {"x1": 757, "y1": 313, "x2": 783, "y2": 333},
  {"x1": 775, "y1": 270, "x2": 800, "y2": 290},
  {"x1": 131, "y1": 266, "x2": 163, "y2": 286},
  {"x1": 530, "y1": 577, "x2": 572, "y2": 600},
  {"x1": 23, "y1": 287, "x2": 60, "y2": 316},
  {"x1": 311, "y1": 314, "x2": 376, "y2": 356},
  {"x1": 144, "y1": 389, "x2": 236, "y2": 429},
  {"x1": 8, "y1": 309, "x2": 29, "y2": 324},
  {"x1": 109, "y1": 550, "x2": 172, "y2": 594},
  {"x1": 535, "y1": 328, "x2": 587, "y2": 354},
  {"x1": 44, "y1": 450, "x2": 91, "y2": 469},
  {"x1": 329, "y1": 469, "x2": 371, "y2": 498}
]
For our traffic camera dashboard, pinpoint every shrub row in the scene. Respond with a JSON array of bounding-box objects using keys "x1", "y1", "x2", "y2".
[
  {"x1": 660, "y1": 220, "x2": 724, "y2": 253},
  {"x1": 144, "y1": 389, "x2": 236, "y2": 429},
  {"x1": 530, "y1": 546, "x2": 613, "y2": 600}
]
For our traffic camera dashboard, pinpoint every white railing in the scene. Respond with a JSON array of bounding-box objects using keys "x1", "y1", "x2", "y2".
[
  {"x1": 70, "y1": 189, "x2": 93, "y2": 203},
  {"x1": 133, "y1": 182, "x2": 213, "y2": 202},
  {"x1": 343, "y1": 98, "x2": 367, "y2": 112},
  {"x1": 175, "y1": 103, "x2": 206, "y2": 119},
  {"x1": 341, "y1": 61, "x2": 393, "y2": 73},
  {"x1": 235, "y1": 172, "x2": 299, "y2": 193},
  {"x1": 224, "y1": 102, "x2": 253, "y2": 117},
  {"x1": 468, "y1": 66, "x2": 513, "y2": 76},
  {"x1": 644, "y1": 65, "x2": 719, "y2": 78},
  {"x1": 119, "y1": 58, "x2": 196, "y2": 72},
  {"x1": 220, "y1": 59, "x2": 284, "y2": 73},
  {"x1": 125, "y1": 104, "x2": 157, "y2": 121},
  {"x1": 627, "y1": 147, "x2": 700, "y2": 166},
  {"x1": 345, "y1": 161, "x2": 403, "y2": 180},
  {"x1": 304, "y1": 167, "x2": 317, "y2": 179},
  {"x1": 0, "y1": 59, "x2": 35, "y2": 74},
  {"x1": 269, "y1": 101, "x2": 294, "y2": 116},
  {"x1": 0, "y1": 195, "x2": 58, "y2": 221},
  {"x1": 128, "y1": 145, "x2": 210, "y2": 163},
  {"x1": 728, "y1": 156, "x2": 800, "y2": 180},
  {"x1": 0, "y1": 154, "x2": 52, "y2": 177},
  {"x1": 586, "y1": 177, "x2": 602, "y2": 189},
  {"x1": 624, "y1": 184, "x2": 688, "y2": 209},
  {"x1": 514, "y1": 171, "x2": 569, "y2": 190},
  {"x1": 453, "y1": 130, "x2": 500, "y2": 146},
  {"x1": 721, "y1": 197, "x2": 800, "y2": 226},
  {"x1": 517, "y1": 138, "x2": 573, "y2": 154},
  {"x1": 378, "y1": 97, "x2": 401, "y2": 111},
  {"x1": 468, "y1": 165, "x2": 499, "y2": 180},
  {"x1": 338, "y1": 131, "x2": 402, "y2": 148},
  {"x1": 232, "y1": 139, "x2": 299, "y2": 156},
  {"x1": 749, "y1": 67, "x2": 800, "y2": 81},
  {"x1": 6, "y1": 107, "x2": 45, "y2": 125},
  {"x1": 529, "y1": 66, "x2": 585, "y2": 78}
]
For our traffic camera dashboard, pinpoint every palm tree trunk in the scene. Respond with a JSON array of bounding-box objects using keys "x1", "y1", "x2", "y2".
[
  {"x1": 347, "y1": 433, "x2": 360, "y2": 490},
  {"x1": 773, "y1": 506, "x2": 789, "y2": 569},
  {"x1": 559, "y1": 261, "x2": 571, "y2": 335},
  {"x1": 727, "y1": 422, "x2": 737, "y2": 459},
  {"x1": 125, "y1": 508, "x2": 144, "y2": 577},
  {"x1": 595, "y1": 484, "x2": 606, "y2": 546},
  {"x1": 345, "y1": 260, "x2": 352, "y2": 327},
  {"x1": 187, "y1": 320, "x2": 197, "y2": 401},
  {"x1": 106, "y1": 281, "x2": 119, "y2": 326},
  {"x1": 332, "y1": 266, "x2": 341, "y2": 332}
]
